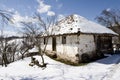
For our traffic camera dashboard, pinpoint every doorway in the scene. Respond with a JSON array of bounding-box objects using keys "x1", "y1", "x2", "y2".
[
  {"x1": 96, "y1": 36, "x2": 112, "y2": 52},
  {"x1": 52, "y1": 37, "x2": 56, "y2": 51}
]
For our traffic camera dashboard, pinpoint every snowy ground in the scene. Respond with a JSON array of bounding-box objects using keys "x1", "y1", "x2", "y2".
[{"x1": 0, "y1": 54, "x2": 120, "y2": 80}]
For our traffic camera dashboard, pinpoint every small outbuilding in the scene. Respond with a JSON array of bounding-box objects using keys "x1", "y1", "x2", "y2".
[{"x1": 41, "y1": 14, "x2": 117, "y2": 64}]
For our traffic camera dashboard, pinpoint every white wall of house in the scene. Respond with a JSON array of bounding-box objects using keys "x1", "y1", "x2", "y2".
[
  {"x1": 55, "y1": 34, "x2": 96, "y2": 56},
  {"x1": 46, "y1": 37, "x2": 52, "y2": 51},
  {"x1": 41, "y1": 34, "x2": 96, "y2": 63},
  {"x1": 78, "y1": 34, "x2": 96, "y2": 55},
  {"x1": 56, "y1": 35, "x2": 78, "y2": 56}
]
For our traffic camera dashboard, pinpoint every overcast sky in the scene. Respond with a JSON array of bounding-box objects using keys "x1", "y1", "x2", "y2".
[{"x1": 0, "y1": 0, "x2": 120, "y2": 36}]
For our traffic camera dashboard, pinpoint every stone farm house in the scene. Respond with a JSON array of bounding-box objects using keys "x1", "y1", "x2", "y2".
[{"x1": 41, "y1": 14, "x2": 117, "y2": 64}]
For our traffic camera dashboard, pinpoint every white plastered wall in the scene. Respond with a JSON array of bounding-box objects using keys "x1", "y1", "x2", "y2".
[
  {"x1": 56, "y1": 35, "x2": 78, "y2": 57},
  {"x1": 78, "y1": 34, "x2": 96, "y2": 55},
  {"x1": 41, "y1": 34, "x2": 96, "y2": 63}
]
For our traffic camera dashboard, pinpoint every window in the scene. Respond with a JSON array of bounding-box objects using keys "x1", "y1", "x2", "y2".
[{"x1": 62, "y1": 36, "x2": 66, "y2": 44}]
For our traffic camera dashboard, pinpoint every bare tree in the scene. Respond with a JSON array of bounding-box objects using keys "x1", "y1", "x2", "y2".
[
  {"x1": 34, "y1": 13, "x2": 57, "y2": 52},
  {"x1": 0, "y1": 39, "x2": 9, "y2": 67},
  {"x1": 21, "y1": 14, "x2": 57, "y2": 67},
  {"x1": 0, "y1": 10, "x2": 13, "y2": 67},
  {"x1": 19, "y1": 21, "x2": 41, "y2": 59},
  {"x1": 19, "y1": 40, "x2": 34, "y2": 60},
  {"x1": 96, "y1": 9, "x2": 120, "y2": 43},
  {"x1": 33, "y1": 14, "x2": 57, "y2": 67},
  {"x1": 20, "y1": 21, "x2": 44, "y2": 65},
  {"x1": 95, "y1": 9, "x2": 120, "y2": 27},
  {"x1": 7, "y1": 40, "x2": 18, "y2": 62}
]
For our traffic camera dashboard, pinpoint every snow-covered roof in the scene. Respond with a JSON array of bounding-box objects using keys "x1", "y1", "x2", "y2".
[{"x1": 49, "y1": 14, "x2": 117, "y2": 35}]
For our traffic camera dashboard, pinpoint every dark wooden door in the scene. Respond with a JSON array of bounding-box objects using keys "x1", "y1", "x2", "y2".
[{"x1": 52, "y1": 37, "x2": 56, "y2": 51}]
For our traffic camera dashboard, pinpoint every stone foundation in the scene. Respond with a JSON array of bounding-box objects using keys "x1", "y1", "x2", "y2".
[
  {"x1": 45, "y1": 50, "x2": 100, "y2": 64},
  {"x1": 45, "y1": 50, "x2": 79, "y2": 65}
]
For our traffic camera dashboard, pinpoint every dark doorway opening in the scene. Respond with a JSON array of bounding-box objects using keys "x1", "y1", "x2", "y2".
[
  {"x1": 52, "y1": 37, "x2": 56, "y2": 51},
  {"x1": 96, "y1": 36, "x2": 112, "y2": 53}
]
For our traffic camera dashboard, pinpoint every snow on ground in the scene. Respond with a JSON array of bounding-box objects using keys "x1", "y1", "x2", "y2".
[
  {"x1": 0, "y1": 54, "x2": 120, "y2": 80},
  {"x1": 111, "y1": 63, "x2": 120, "y2": 80},
  {"x1": 28, "y1": 46, "x2": 39, "y2": 53}
]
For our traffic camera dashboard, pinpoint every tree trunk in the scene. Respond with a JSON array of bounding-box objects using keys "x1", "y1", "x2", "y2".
[
  {"x1": 39, "y1": 47, "x2": 45, "y2": 65},
  {"x1": 2, "y1": 53, "x2": 9, "y2": 67},
  {"x1": 12, "y1": 53, "x2": 15, "y2": 62},
  {"x1": 40, "y1": 53, "x2": 45, "y2": 65},
  {"x1": 20, "y1": 48, "x2": 29, "y2": 60},
  {"x1": 21, "y1": 54, "x2": 24, "y2": 60}
]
